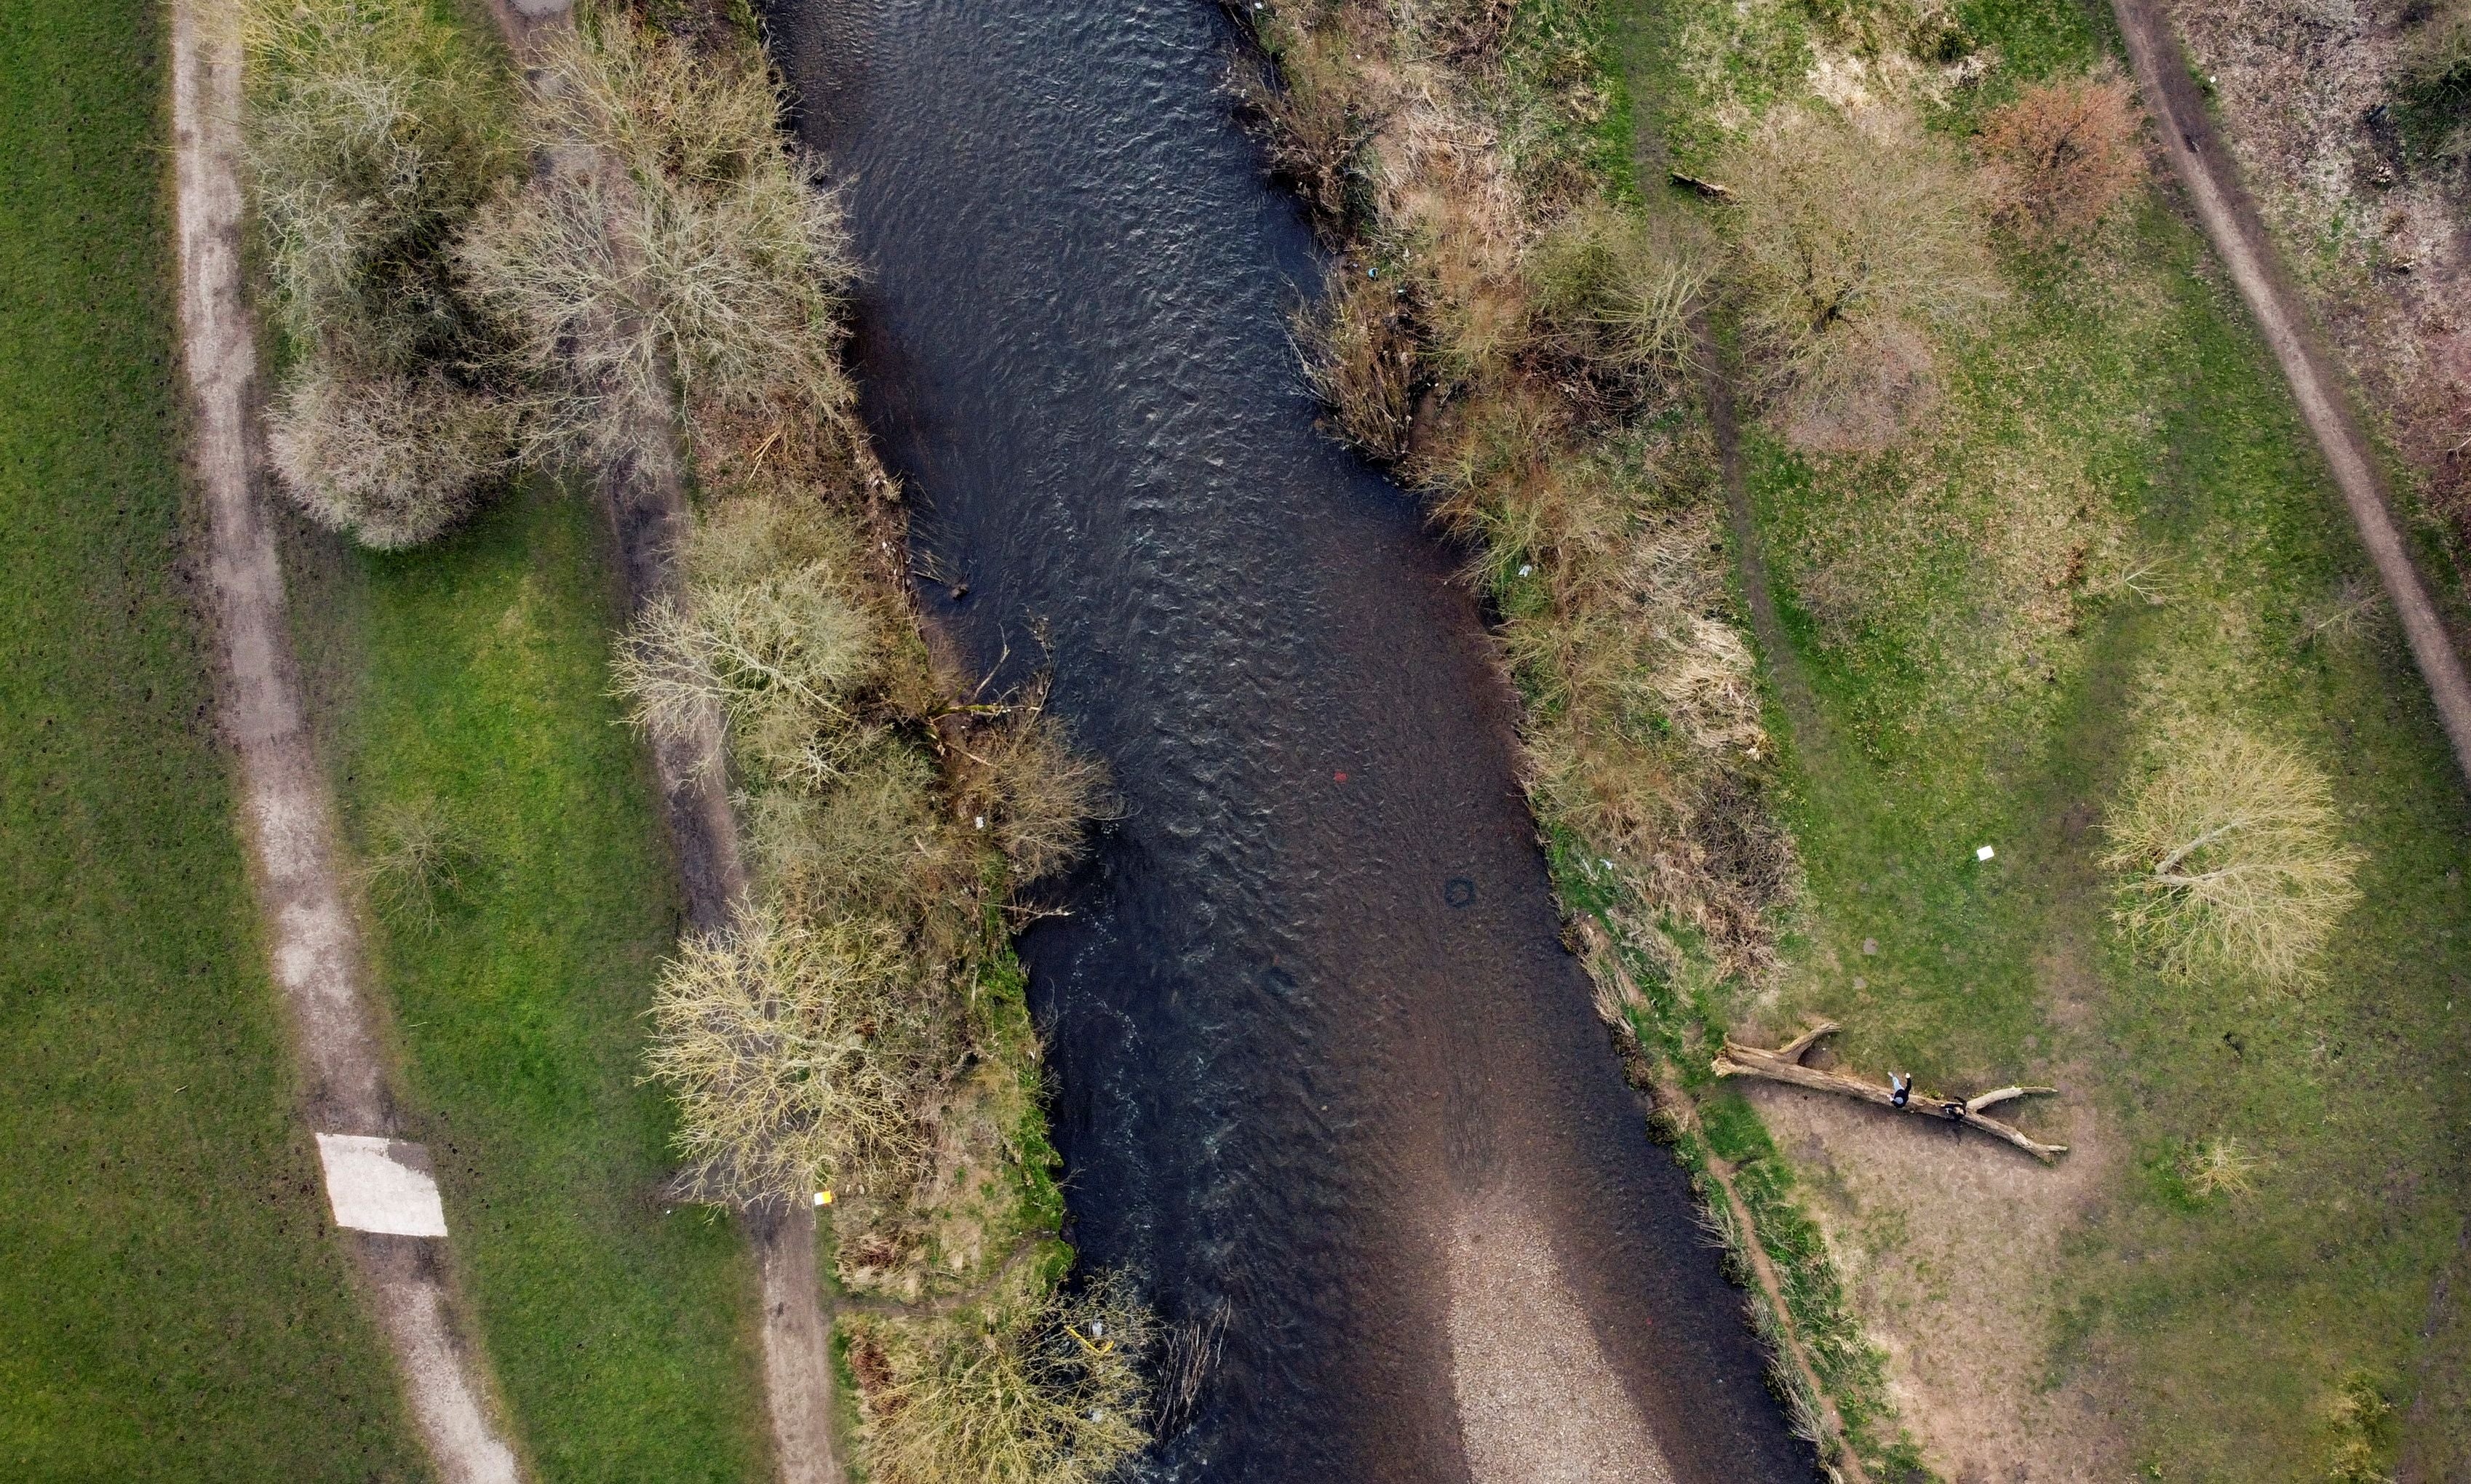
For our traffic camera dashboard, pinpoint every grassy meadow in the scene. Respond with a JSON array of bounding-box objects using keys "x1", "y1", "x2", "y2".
[
  {"x1": 0, "y1": 0, "x2": 427, "y2": 1475},
  {"x1": 285, "y1": 482, "x2": 776, "y2": 1483},
  {"x1": 1619, "y1": 0, "x2": 2471, "y2": 1472}
]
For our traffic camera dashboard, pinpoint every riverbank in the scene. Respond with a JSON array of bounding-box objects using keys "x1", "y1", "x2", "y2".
[{"x1": 1244, "y1": 0, "x2": 2471, "y2": 1476}]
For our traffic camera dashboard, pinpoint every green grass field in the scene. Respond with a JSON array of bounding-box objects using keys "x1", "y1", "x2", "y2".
[
  {"x1": 1618, "y1": 0, "x2": 2471, "y2": 1474},
  {"x1": 0, "y1": 0, "x2": 428, "y2": 1476},
  {"x1": 286, "y1": 481, "x2": 776, "y2": 1483}
]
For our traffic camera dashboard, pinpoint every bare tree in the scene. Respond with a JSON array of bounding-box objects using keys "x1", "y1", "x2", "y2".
[
  {"x1": 1978, "y1": 71, "x2": 2143, "y2": 248},
  {"x1": 1717, "y1": 106, "x2": 1999, "y2": 447},
  {"x1": 455, "y1": 18, "x2": 859, "y2": 462},
  {"x1": 2101, "y1": 725, "x2": 2364, "y2": 984},
  {"x1": 644, "y1": 907, "x2": 941, "y2": 1204}
]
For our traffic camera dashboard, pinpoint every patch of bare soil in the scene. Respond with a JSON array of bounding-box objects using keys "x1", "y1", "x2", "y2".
[
  {"x1": 1448, "y1": 1198, "x2": 1679, "y2": 1484},
  {"x1": 2164, "y1": 0, "x2": 2471, "y2": 538},
  {"x1": 1746, "y1": 929, "x2": 2129, "y2": 1483}
]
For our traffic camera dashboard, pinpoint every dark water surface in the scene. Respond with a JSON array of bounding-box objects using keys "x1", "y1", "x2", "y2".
[{"x1": 771, "y1": 4, "x2": 1809, "y2": 1478}]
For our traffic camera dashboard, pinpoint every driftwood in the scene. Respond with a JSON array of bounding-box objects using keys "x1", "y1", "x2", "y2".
[
  {"x1": 1712, "y1": 1022, "x2": 2069, "y2": 1164},
  {"x1": 1670, "y1": 169, "x2": 1735, "y2": 200}
]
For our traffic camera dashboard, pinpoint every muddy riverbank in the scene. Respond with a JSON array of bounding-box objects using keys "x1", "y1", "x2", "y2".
[{"x1": 768, "y1": 2, "x2": 1811, "y2": 1477}]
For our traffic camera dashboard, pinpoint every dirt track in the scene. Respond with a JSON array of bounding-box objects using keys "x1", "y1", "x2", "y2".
[
  {"x1": 476, "y1": 4, "x2": 845, "y2": 1480},
  {"x1": 2109, "y1": 0, "x2": 2471, "y2": 787},
  {"x1": 168, "y1": 4, "x2": 522, "y2": 1480}
]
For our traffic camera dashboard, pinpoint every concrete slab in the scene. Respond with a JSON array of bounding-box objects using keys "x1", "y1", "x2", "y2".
[{"x1": 316, "y1": 1133, "x2": 450, "y2": 1237}]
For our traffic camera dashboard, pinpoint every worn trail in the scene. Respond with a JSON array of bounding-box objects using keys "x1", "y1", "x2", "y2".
[
  {"x1": 2111, "y1": 0, "x2": 2471, "y2": 785},
  {"x1": 169, "y1": 3, "x2": 521, "y2": 1480},
  {"x1": 476, "y1": 3, "x2": 845, "y2": 1479}
]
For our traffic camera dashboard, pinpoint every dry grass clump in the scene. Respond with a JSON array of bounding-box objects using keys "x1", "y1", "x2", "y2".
[
  {"x1": 1294, "y1": 265, "x2": 1420, "y2": 460},
  {"x1": 1717, "y1": 107, "x2": 1999, "y2": 448},
  {"x1": 266, "y1": 365, "x2": 513, "y2": 548},
  {"x1": 2101, "y1": 725, "x2": 2365, "y2": 985},
  {"x1": 457, "y1": 17, "x2": 858, "y2": 460},
  {"x1": 2180, "y1": 1136, "x2": 2260, "y2": 1198},
  {"x1": 847, "y1": 1271, "x2": 1154, "y2": 1484},
  {"x1": 1978, "y1": 72, "x2": 2142, "y2": 248},
  {"x1": 361, "y1": 796, "x2": 481, "y2": 933},
  {"x1": 1521, "y1": 205, "x2": 1714, "y2": 410},
  {"x1": 239, "y1": 0, "x2": 517, "y2": 546}
]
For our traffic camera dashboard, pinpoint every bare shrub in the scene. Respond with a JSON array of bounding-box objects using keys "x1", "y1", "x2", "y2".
[
  {"x1": 1294, "y1": 264, "x2": 1419, "y2": 461},
  {"x1": 2101, "y1": 726, "x2": 2364, "y2": 984},
  {"x1": 266, "y1": 365, "x2": 513, "y2": 548},
  {"x1": 457, "y1": 17, "x2": 859, "y2": 460},
  {"x1": 972, "y1": 682, "x2": 1115, "y2": 882},
  {"x1": 361, "y1": 797, "x2": 481, "y2": 932},
  {"x1": 741, "y1": 743, "x2": 958, "y2": 918},
  {"x1": 1978, "y1": 72, "x2": 2141, "y2": 248},
  {"x1": 645, "y1": 907, "x2": 942, "y2": 1203},
  {"x1": 849, "y1": 1270, "x2": 1155, "y2": 1484},
  {"x1": 610, "y1": 559, "x2": 881, "y2": 749},
  {"x1": 239, "y1": 0, "x2": 511, "y2": 370},
  {"x1": 1718, "y1": 106, "x2": 1999, "y2": 428},
  {"x1": 1522, "y1": 204, "x2": 1714, "y2": 406}
]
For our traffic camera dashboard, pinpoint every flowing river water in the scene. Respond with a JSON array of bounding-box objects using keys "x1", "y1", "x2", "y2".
[{"x1": 770, "y1": 4, "x2": 1812, "y2": 1478}]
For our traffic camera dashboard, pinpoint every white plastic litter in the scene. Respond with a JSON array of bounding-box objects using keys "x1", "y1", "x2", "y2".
[
  {"x1": 315, "y1": 1133, "x2": 448, "y2": 1237},
  {"x1": 1976, "y1": 844, "x2": 1996, "y2": 861}
]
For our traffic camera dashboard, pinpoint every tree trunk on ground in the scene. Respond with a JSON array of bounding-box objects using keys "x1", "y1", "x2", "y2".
[{"x1": 1712, "y1": 1022, "x2": 2069, "y2": 1164}]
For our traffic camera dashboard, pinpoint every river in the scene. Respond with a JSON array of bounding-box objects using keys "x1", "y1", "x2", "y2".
[{"x1": 769, "y1": 3, "x2": 1813, "y2": 1477}]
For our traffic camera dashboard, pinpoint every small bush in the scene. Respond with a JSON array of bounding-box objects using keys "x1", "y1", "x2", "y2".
[
  {"x1": 644, "y1": 908, "x2": 943, "y2": 1203},
  {"x1": 1522, "y1": 204, "x2": 1713, "y2": 407},
  {"x1": 1717, "y1": 107, "x2": 1998, "y2": 439},
  {"x1": 2101, "y1": 726, "x2": 2364, "y2": 984},
  {"x1": 850, "y1": 1271, "x2": 1155, "y2": 1484},
  {"x1": 1294, "y1": 264, "x2": 1419, "y2": 461},
  {"x1": 1979, "y1": 72, "x2": 2142, "y2": 248},
  {"x1": 974, "y1": 682, "x2": 1114, "y2": 883},
  {"x1": 266, "y1": 365, "x2": 513, "y2": 549},
  {"x1": 2395, "y1": 0, "x2": 2471, "y2": 163}
]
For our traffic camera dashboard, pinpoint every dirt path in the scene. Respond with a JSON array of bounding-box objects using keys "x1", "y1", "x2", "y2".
[
  {"x1": 476, "y1": 5, "x2": 845, "y2": 1480},
  {"x1": 2109, "y1": 0, "x2": 2471, "y2": 787},
  {"x1": 169, "y1": 4, "x2": 522, "y2": 1481}
]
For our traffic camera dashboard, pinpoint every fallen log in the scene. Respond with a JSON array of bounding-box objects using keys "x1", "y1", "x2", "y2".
[{"x1": 1712, "y1": 1021, "x2": 2069, "y2": 1164}]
